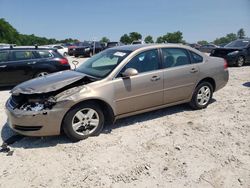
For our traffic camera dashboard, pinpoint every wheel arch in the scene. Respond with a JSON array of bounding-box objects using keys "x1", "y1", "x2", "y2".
[
  {"x1": 61, "y1": 98, "x2": 115, "y2": 132},
  {"x1": 196, "y1": 77, "x2": 216, "y2": 91}
]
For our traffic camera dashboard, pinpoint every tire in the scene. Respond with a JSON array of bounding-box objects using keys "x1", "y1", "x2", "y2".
[
  {"x1": 63, "y1": 52, "x2": 68, "y2": 56},
  {"x1": 62, "y1": 102, "x2": 104, "y2": 142},
  {"x1": 189, "y1": 82, "x2": 213, "y2": 110},
  {"x1": 34, "y1": 71, "x2": 49, "y2": 78},
  {"x1": 235, "y1": 56, "x2": 245, "y2": 67}
]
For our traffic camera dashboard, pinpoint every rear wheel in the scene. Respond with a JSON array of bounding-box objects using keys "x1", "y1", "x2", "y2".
[
  {"x1": 189, "y1": 82, "x2": 213, "y2": 110},
  {"x1": 63, "y1": 52, "x2": 68, "y2": 56},
  {"x1": 235, "y1": 56, "x2": 245, "y2": 67},
  {"x1": 62, "y1": 102, "x2": 104, "y2": 142}
]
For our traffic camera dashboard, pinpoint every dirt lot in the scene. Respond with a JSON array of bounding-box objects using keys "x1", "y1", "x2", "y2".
[{"x1": 0, "y1": 58, "x2": 249, "y2": 188}]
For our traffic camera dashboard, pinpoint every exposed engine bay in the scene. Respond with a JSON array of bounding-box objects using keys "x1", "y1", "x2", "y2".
[{"x1": 9, "y1": 73, "x2": 97, "y2": 112}]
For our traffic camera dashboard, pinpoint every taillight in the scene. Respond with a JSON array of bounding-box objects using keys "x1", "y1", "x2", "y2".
[
  {"x1": 224, "y1": 59, "x2": 228, "y2": 70},
  {"x1": 59, "y1": 58, "x2": 69, "y2": 65}
]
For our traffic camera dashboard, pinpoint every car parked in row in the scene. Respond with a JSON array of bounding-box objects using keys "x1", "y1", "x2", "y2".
[
  {"x1": 68, "y1": 41, "x2": 103, "y2": 57},
  {"x1": 210, "y1": 39, "x2": 250, "y2": 67},
  {"x1": 44, "y1": 44, "x2": 68, "y2": 57},
  {"x1": 0, "y1": 46, "x2": 70, "y2": 86},
  {"x1": 199, "y1": 44, "x2": 218, "y2": 53},
  {"x1": 106, "y1": 41, "x2": 124, "y2": 49},
  {"x1": 5, "y1": 44, "x2": 228, "y2": 141}
]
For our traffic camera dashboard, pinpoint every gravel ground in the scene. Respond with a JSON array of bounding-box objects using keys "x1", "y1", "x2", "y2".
[{"x1": 0, "y1": 58, "x2": 249, "y2": 188}]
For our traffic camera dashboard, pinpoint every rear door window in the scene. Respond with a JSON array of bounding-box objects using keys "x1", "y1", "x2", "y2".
[
  {"x1": 162, "y1": 48, "x2": 191, "y2": 68},
  {"x1": 13, "y1": 51, "x2": 35, "y2": 61},
  {"x1": 122, "y1": 49, "x2": 160, "y2": 73},
  {"x1": 0, "y1": 51, "x2": 9, "y2": 62},
  {"x1": 37, "y1": 51, "x2": 53, "y2": 58}
]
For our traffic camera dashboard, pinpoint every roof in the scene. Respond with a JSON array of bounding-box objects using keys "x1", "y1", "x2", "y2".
[
  {"x1": 112, "y1": 43, "x2": 188, "y2": 51},
  {"x1": 0, "y1": 46, "x2": 55, "y2": 51}
]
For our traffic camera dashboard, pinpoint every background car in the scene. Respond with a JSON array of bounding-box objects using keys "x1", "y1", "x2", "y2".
[
  {"x1": 106, "y1": 41, "x2": 124, "y2": 49},
  {"x1": 45, "y1": 44, "x2": 68, "y2": 56},
  {"x1": 68, "y1": 41, "x2": 103, "y2": 57},
  {"x1": 199, "y1": 44, "x2": 218, "y2": 53},
  {"x1": 6, "y1": 44, "x2": 228, "y2": 141},
  {"x1": 0, "y1": 46, "x2": 70, "y2": 86},
  {"x1": 210, "y1": 39, "x2": 250, "y2": 67},
  {"x1": 131, "y1": 40, "x2": 145, "y2": 44},
  {"x1": 189, "y1": 43, "x2": 201, "y2": 50},
  {"x1": 73, "y1": 41, "x2": 103, "y2": 57}
]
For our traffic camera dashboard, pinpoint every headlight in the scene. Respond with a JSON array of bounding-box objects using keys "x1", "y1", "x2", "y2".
[
  {"x1": 227, "y1": 51, "x2": 239, "y2": 56},
  {"x1": 84, "y1": 48, "x2": 90, "y2": 51}
]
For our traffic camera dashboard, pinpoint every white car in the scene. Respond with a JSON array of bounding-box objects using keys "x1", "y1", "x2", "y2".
[{"x1": 44, "y1": 45, "x2": 68, "y2": 56}]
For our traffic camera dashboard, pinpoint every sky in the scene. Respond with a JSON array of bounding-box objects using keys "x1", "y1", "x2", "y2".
[{"x1": 0, "y1": 0, "x2": 249, "y2": 43}]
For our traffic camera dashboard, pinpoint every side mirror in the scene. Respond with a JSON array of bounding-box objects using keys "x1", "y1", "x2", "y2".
[{"x1": 122, "y1": 68, "x2": 138, "y2": 78}]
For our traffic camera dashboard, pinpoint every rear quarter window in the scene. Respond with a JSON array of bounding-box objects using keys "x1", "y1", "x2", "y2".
[{"x1": 190, "y1": 51, "x2": 203, "y2": 63}]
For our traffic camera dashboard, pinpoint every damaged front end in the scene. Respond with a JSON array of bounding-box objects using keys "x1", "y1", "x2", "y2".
[{"x1": 5, "y1": 70, "x2": 97, "y2": 136}]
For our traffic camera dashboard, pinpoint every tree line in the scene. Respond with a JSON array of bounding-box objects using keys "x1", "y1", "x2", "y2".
[
  {"x1": 0, "y1": 18, "x2": 78, "y2": 45},
  {"x1": 0, "y1": 18, "x2": 247, "y2": 46}
]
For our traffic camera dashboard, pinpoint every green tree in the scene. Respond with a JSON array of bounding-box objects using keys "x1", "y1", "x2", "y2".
[
  {"x1": 100, "y1": 37, "x2": 110, "y2": 43},
  {"x1": 0, "y1": 18, "x2": 79, "y2": 45},
  {"x1": 237, "y1": 28, "x2": 245, "y2": 39},
  {"x1": 156, "y1": 36, "x2": 164, "y2": 43},
  {"x1": 0, "y1": 18, "x2": 21, "y2": 45},
  {"x1": 162, "y1": 31, "x2": 183, "y2": 43},
  {"x1": 197, "y1": 40, "x2": 209, "y2": 45},
  {"x1": 213, "y1": 33, "x2": 237, "y2": 45},
  {"x1": 129, "y1": 32, "x2": 142, "y2": 42},
  {"x1": 144, "y1": 35, "x2": 154, "y2": 43},
  {"x1": 120, "y1": 34, "x2": 131, "y2": 44}
]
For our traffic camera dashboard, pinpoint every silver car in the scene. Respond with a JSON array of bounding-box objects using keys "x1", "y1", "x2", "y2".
[{"x1": 5, "y1": 44, "x2": 229, "y2": 141}]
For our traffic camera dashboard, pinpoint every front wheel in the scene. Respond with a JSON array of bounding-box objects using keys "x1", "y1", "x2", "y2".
[
  {"x1": 35, "y1": 71, "x2": 49, "y2": 77},
  {"x1": 62, "y1": 102, "x2": 104, "y2": 142},
  {"x1": 189, "y1": 82, "x2": 213, "y2": 110}
]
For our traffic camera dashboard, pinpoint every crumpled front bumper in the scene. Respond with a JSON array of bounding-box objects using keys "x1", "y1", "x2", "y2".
[{"x1": 5, "y1": 98, "x2": 70, "y2": 137}]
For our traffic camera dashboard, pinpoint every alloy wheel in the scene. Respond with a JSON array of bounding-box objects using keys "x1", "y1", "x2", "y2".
[
  {"x1": 197, "y1": 86, "x2": 211, "y2": 106},
  {"x1": 36, "y1": 72, "x2": 49, "y2": 77},
  {"x1": 71, "y1": 108, "x2": 99, "y2": 136}
]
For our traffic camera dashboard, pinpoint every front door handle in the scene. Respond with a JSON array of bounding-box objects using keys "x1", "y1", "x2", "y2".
[
  {"x1": 190, "y1": 68, "x2": 198, "y2": 73},
  {"x1": 27, "y1": 61, "x2": 37, "y2": 65},
  {"x1": 0, "y1": 65, "x2": 7, "y2": 68},
  {"x1": 151, "y1": 75, "x2": 160, "y2": 81}
]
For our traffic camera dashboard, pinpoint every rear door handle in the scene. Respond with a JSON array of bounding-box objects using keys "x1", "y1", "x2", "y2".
[
  {"x1": 151, "y1": 75, "x2": 161, "y2": 81},
  {"x1": 190, "y1": 68, "x2": 198, "y2": 73},
  {"x1": 0, "y1": 65, "x2": 7, "y2": 68},
  {"x1": 27, "y1": 61, "x2": 37, "y2": 65}
]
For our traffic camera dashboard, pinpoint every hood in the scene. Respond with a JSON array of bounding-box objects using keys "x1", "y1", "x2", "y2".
[
  {"x1": 214, "y1": 47, "x2": 242, "y2": 52},
  {"x1": 75, "y1": 46, "x2": 90, "y2": 49},
  {"x1": 11, "y1": 70, "x2": 87, "y2": 95}
]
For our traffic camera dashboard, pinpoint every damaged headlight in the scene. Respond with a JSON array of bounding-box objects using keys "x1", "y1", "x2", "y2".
[{"x1": 20, "y1": 97, "x2": 56, "y2": 111}]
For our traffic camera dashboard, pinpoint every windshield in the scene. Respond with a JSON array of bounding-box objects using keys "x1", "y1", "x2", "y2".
[
  {"x1": 225, "y1": 40, "x2": 250, "y2": 48},
  {"x1": 76, "y1": 49, "x2": 131, "y2": 78}
]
